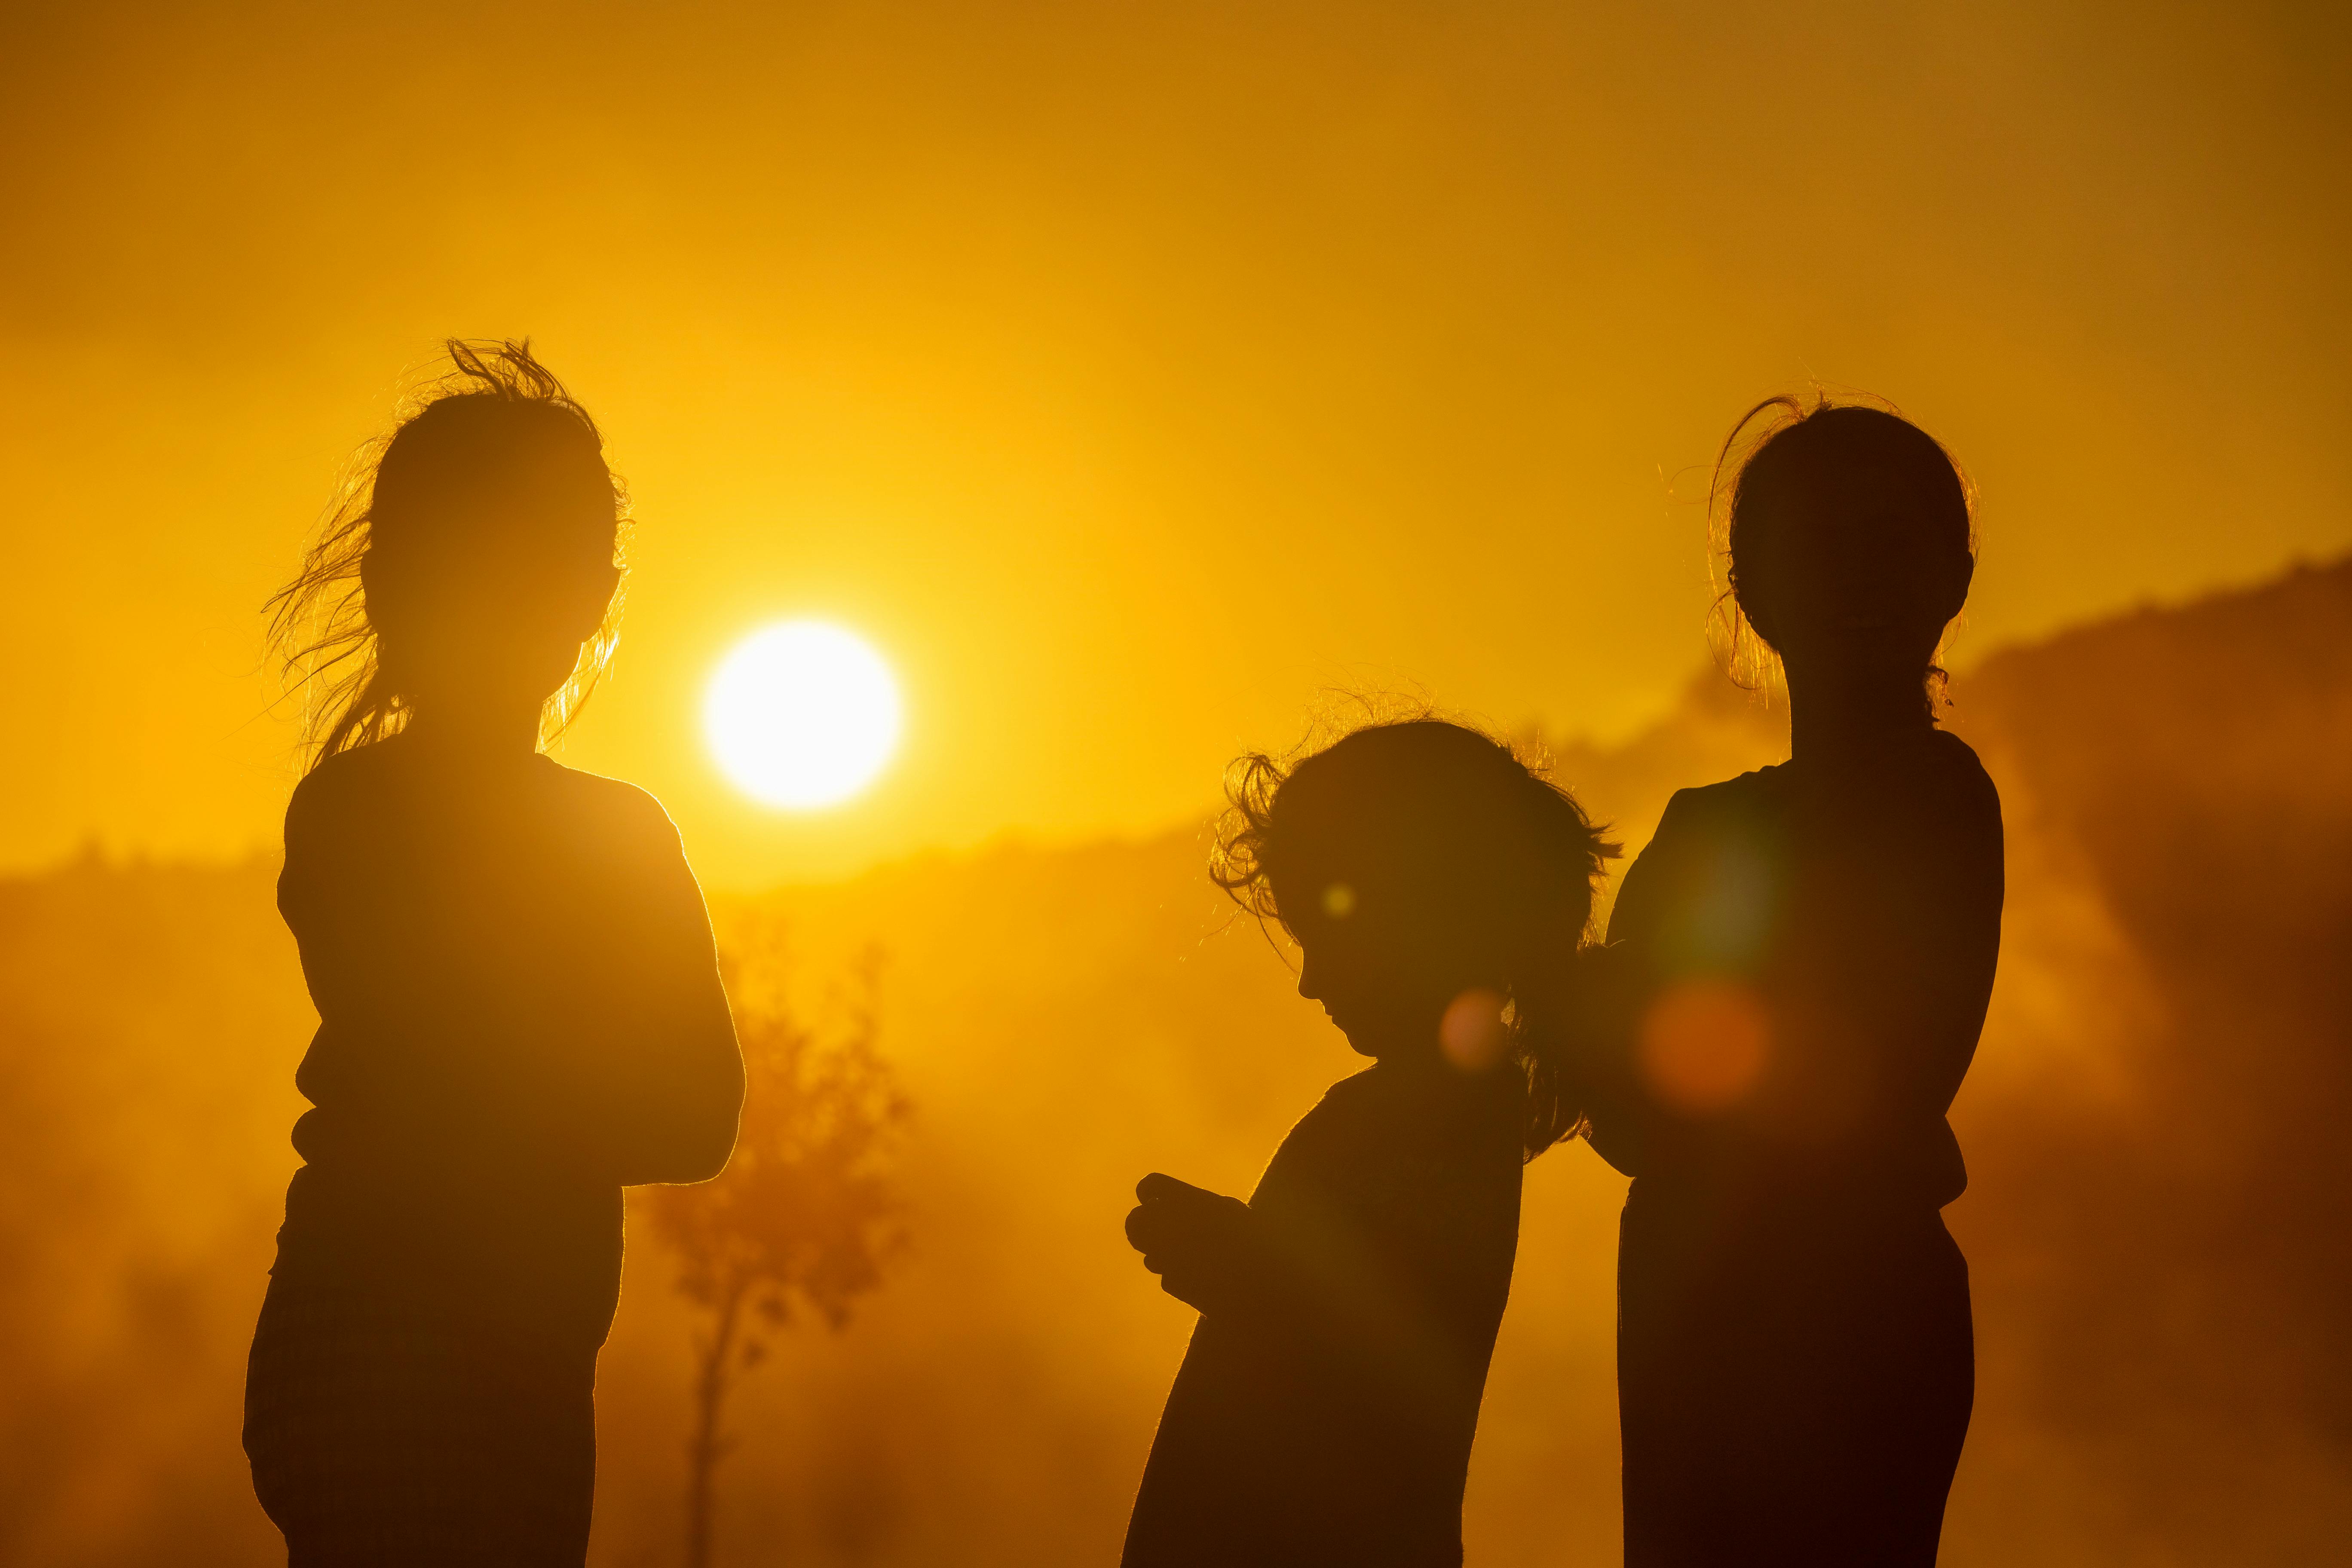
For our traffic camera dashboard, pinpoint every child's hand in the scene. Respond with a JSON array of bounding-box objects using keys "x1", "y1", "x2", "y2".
[{"x1": 1126, "y1": 1173, "x2": 1253, "y2": 1313}]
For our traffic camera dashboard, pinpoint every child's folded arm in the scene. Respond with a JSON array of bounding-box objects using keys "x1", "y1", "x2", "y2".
[
  {"x1": 570, "y1": 801, "x2": 747, "y2": 1186},
  {"x1": 595, "y1": 966, "x2": 742, "y2": 1187},
  {"x1": 1785, "y1": 803, "x2": 2005, "y2": 1124},
  {"x1": 1125, "y1": 1173, "x2": 1300, "y2": 1320}
]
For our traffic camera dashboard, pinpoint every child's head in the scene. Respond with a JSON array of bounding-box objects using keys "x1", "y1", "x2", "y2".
[
  {"x1": 1212, "y1": 719, "x2": 1617, "y2": 1156},
  {"x1": 269, "y1": 340, "x2": 627, "y2": 761},
  {"x1": 1715, "y1": 398, "x2": 1975, "y2": 709}
]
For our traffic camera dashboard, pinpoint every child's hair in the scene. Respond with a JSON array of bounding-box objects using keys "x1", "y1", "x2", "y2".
[
  {"x1": 266, "y1": 339, "x2": 628, "y2": 764},
  {"x1": 1708, "y1": 395, "x2": 1977, "y2": 710},
  {"x1": 1211, "y1": 719, "x2": 1618, "y2": 1159}
]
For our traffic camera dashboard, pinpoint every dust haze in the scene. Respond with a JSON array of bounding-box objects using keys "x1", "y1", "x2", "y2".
[{"x1": 7, "y1": 563, "x2": 2349, "y2": 1565}]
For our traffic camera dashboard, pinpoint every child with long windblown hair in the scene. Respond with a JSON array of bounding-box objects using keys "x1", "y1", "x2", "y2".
[
  {"x1": 1120, "y1": 720, "x2": 1614, "y2": 1568},
  {"x1": 245, "y1": 342, "x2": 744, "y2": 1566}
]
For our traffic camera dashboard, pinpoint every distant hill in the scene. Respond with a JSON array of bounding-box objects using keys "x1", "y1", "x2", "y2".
[
  {"x1": 1937, "y1": 560, "x2": 2352, "y2": 1563},
  {"x1": 3, "y1": 560, "x2": 2349, "y2": 1566}
]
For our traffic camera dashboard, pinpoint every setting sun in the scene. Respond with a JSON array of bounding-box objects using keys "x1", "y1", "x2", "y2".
[{"x1": 704, "y1": 621, "x2": 903, "y2": 810}]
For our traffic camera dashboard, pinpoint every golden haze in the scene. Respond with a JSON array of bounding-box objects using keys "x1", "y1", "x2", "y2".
[{"x1": 3, "y1": 1, "x2": 2349, "y2": 884}]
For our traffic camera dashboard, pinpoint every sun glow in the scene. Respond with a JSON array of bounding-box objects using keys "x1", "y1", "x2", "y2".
[{"x1": 705, "y1": 621, "x2": 903, "y2": 810}]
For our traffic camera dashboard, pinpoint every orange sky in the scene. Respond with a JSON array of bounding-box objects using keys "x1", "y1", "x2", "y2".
[{"x1": 5, "y1": 0, "x2": 2346, "y2": 886}]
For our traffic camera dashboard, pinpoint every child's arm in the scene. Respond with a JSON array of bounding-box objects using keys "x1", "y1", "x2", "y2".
[
  {"x1": 557, "y1": 795, "x2": 745, "y2": 1186},
  {"x1": 1781, "y1": 760, "x2": 2005, "y2": 1124},
  {"x1": 1125, "y1": 1173, "x2": 1273, "y2": 1318}
]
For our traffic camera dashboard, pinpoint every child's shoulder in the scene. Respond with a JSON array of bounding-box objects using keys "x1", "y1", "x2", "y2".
[
  {"x1": 1924, "y1": 728, "x2": 1999, "y2": 805},
  {"x1": 1277, "y1": 1064, "x2": 1388, "y2": 1145},
  {"x1": 1311, "y1": 1063, "x2": 1387, "y2": 1113},
  {"x1": 1650, "y1": 761, "x2": 1792, "y2": 841},
  {"x1": 1271, "y1": 1063, "x2": 1521, "y2": 1197},
  {"x1": 284, "y1": 741, "x2": 398, "y2": 828},
  {"x1": 279, "y1": 744, "x2": 416, "y2": 886},
  {"x1": 540, "y1": 761, "x2": 689, "y2": 857},
  {"x1": 285, "y1": 745, "x2": 680, "y2": 842},
  {"x1": 1920, "y1": 732, "x2": 2003, "y2": 861},
  {"x1": 1300, "y1": 1061, "x2": 1494, "y2": 1136},
  {"x1": 1661, "y1": 735, "x2": 1997, "y2": 819},
  {"x1": 542, "y1": 759, "x2": 673, "y2": 822},
  {"x1": 1666, "y1": 767, "x2": 1778, "y2": 811}
]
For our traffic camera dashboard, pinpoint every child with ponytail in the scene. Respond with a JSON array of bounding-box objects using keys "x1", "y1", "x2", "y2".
[{"x1": 1574, "y1": 398, "x2": 2002, "y2": 1566}]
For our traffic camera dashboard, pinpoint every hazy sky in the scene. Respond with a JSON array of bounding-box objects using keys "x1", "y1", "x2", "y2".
[{"x1": 5, "y1": 0, "x2": 2346, "y2": 885}]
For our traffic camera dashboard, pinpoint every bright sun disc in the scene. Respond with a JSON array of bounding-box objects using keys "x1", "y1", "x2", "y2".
[{"x1": 705, "y1": 621, "x2": 902, "y2": 809}]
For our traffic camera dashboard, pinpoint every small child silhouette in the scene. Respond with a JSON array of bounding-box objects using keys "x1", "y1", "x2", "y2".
[
  {"x1": 243, "y1": 341, "x2": 744, "y2": 1566},
  {"x1": 1121, "y1": 720, "x2": 1614, "y2": 1568}
]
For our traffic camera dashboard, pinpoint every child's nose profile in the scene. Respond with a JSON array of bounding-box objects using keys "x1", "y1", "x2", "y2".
[{"x1": 1295, "y1": 950, "x2": 1323, "y2": 1001}]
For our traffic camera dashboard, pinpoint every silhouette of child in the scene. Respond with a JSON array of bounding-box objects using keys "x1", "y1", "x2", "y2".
[
  {"x1": 243, "y1": 342, "x2": 744, "y2": 1566},
  {"x1": 1121, "y1": 720, "x2": 1614, "y2": 1568},
  {"x1": 1574, "y1": 401, "x2": 2003, "y2": 1566}
]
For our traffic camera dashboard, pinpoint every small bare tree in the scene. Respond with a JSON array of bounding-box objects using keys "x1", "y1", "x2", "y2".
[{"x1": 647, "y1": 928, "x2": 910, "y2": 1568}]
